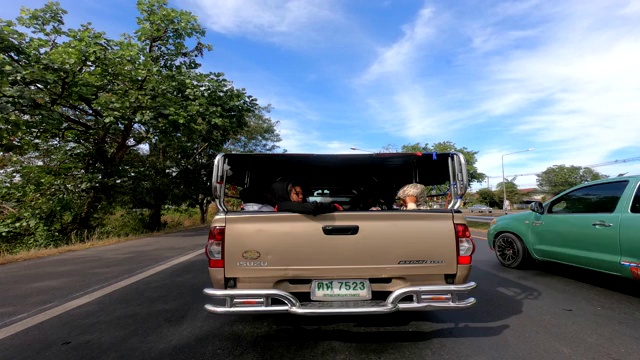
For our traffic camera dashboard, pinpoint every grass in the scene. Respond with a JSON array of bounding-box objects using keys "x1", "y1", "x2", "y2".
[
  {"x1": 0, "y1": 204, "x2": 216, "y2": 266},
  {"x1": 466, "y1": 220, "x2": 491, "y2": 231}
]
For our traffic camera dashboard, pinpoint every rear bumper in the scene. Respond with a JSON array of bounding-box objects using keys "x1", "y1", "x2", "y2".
[{"x1": 203, "y1": 282, "x2": 477, "y2": 315}]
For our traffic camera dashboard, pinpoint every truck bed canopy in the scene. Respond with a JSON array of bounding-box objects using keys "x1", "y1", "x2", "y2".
[{"x1": 212, "y1": 152, "x2": 469, "y2": 209}]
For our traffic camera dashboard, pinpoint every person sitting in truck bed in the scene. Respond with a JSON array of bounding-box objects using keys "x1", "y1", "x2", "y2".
[
  {"x1": 239, "y1": 186, "x2": 274, "y2": 211},
  {"x1": 397, "y1": 183, "x2": 429, "y2": 210},
  {"x1": 269, "y1": 179, "x2": 342, "y2": 215},
  {"x1": 351, "y1": 189, "x2": 387, "y2": 210}
]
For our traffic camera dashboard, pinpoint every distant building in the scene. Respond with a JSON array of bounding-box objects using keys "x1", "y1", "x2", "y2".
[
  {"x1": 514, "y1": 188, "x2": 554, "y2": 209},
  {"x1": 519, "y1": 188, "x2": 551, "y2": 201}
]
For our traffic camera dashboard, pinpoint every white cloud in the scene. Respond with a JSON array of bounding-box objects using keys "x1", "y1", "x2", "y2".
[
  {"x1": 178, "y1": 0, "x2": 342, "y2": 45},
  {"x1": 361, "y1": 6, "x2": 435, "y2": 81},
  {"x1": 182, "y1": 0, "x2": 640, "y2": 176},
  {"x1": 492, "y1": 0, "x2": 541, "y2": 16},
  {"x1": 356, "y1": 0, "x2": 640, "y2": 184},
  {"x1": 468, "y1": 27, "x2": 540, "y2": 53},
  {"x1": 355, "y1": 4, "x2": 458, "y2": 139},
  {"x1": 482, "y1": 3, "x2": 640, "y2": 166},
  {"x1": 276, "y1": 118, "x2": 353, "y2": 154}
]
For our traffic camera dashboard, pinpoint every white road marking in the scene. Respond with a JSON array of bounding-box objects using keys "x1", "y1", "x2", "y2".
[
  {"x1": 0, "y1": 249, "x2": 203, "y2": 341},
  {"x1": 470, "y1": 230, "x2": 488, "y2": 240}
]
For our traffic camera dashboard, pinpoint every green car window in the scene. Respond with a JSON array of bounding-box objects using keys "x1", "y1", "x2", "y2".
[
  {"x1": 631, "y1": 183, "x2": 640, "y2": 214},
  {"x1": 549, "y1": 180, "x2": 629, "y2": 214}
]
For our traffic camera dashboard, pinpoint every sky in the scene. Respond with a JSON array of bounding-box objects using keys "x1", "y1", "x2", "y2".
[{"x1": 3, "y1": 0, "x2": 640, "y2": 190}]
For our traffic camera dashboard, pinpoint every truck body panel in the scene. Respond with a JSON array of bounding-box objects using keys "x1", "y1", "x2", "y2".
[{"x1": 224, "y1": 211, "x2": 459, "y2": 278}]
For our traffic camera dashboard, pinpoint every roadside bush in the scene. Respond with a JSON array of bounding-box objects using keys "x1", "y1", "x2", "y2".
[
  {"x1": 99, "y1": 210, "x2": 150, "y2": 239},
  {"x1": 98, "y1": 206, "x2": 201, "y2": 238},
  {"x1": 162, "y1": 206, "x2": 201, "y2": 229},
  {"x1": 0, "y1": 164, "x2": 100, "y2": 254}
]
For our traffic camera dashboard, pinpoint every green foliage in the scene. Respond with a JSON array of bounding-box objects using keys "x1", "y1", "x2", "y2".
[
  {"x1": 99, "y1": 210, "x2": 150, "y2": 238},
  {"x1": 495, "y1": 181, "x2": 524, "y2": 205},
  {"x1": 0, "y1": 1, "x2": 282, "y2": 253},
  {"x1": 98, "y1": 206, "x2": 199, "y2": 238},
  {"x1": 474, "y1": 188, "x2": 499, "y2": 208},
  {"x1": 536, "y1": 165, "x2": 609, "y2": 195},
  {"x1": 224, "y1": 105, "x2": 284, "y2": 154},
  {"x1": 399, "y1": 141, "x2": 486, "y2": 185},
  {"x1": 0, "y1": 152, "x2": 102, "y2": 254},
  {"x1": 466, "y1": 221, "x2": 490, "y2": 230}
]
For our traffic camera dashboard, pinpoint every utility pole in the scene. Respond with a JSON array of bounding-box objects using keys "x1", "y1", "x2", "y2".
[{"x1": 501, "y1": 148, "x2": 534, "y2": 214}]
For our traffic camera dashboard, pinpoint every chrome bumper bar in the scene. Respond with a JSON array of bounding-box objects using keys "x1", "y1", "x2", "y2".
[{"x1": 203, "y1": 282, "x2": 477, "y2": 315}]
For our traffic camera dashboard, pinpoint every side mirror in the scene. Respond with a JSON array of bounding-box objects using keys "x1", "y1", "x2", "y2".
[{"x1": 530, "y1": 201, "x2": 544, "y2": 215}]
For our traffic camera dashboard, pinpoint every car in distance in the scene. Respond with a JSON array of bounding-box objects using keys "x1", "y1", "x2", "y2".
[{"x1": 468, "y1": 204, "x2": 492, "y2": 213}]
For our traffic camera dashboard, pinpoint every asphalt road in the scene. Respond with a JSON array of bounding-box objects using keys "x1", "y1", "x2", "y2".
[{"x1": 1, "y1": 226, "x2": 639, "y2": 360}]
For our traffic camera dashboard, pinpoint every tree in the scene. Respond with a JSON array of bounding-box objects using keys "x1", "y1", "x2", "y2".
[
  {"x1": 379, "y1": 144, "x2": 399, "y2": 153},
  {"x1": 0, "y1": 0, "x2": 279, "y2": 246},
  {"x1": 224, "y1": 105, "x2": 283, "y2": 154},
  {"x1": 536, "y1": 165, "x2": 608, "y2": 195},
  {"x1": 0, "y1": 149, "x2": 97, "y2": 252},
  {"x1": 474, "y1": 188, "x2": 499, "y2": 208},
  {"x1": 400, "y1": 141, "x2": 486, "y2": 185},
  {"x1": 495, "y1": 181, "x2": 523, "y2": 206},
  {"x1": 111, "y1": 1, "x2": 281, "y2": 230},
  {"x1": 1, "y1": 0, "x2": 214, "y2": 231}
]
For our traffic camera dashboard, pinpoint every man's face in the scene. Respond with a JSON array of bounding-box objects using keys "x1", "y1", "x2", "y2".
[{"x1": 290, "y1": 186, "x2": 304, "y2": 202}]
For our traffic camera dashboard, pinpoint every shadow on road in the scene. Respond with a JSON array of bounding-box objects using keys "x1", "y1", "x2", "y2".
[
  {"x1": 262, "y1": 324, "x2": 511, "y2": 344},
  {"x1": 210, "y1": 267, "x2": 543, "y2": 345},
  {"x1": 530, "y1": 261, "x2": 640, "y2": 298}
]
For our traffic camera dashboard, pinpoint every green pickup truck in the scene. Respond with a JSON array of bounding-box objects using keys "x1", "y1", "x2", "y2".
[{"x1": 487, "y1": 175, "x2": 640, "y2": 280}]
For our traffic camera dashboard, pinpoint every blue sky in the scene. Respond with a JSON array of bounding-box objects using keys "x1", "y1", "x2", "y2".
[{"x1": 3, "y1": 0, "x2": 640, "y2": 189}]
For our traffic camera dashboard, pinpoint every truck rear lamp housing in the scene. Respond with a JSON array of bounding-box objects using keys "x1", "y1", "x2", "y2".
[
  {"x1": 455, "y1": 223, "x2": 475, "y2": 265},
  {"x1": 206, "y1": 226, "x2": 225, "y2": 268}
]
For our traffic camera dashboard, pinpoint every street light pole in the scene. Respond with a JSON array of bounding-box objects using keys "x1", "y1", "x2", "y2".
[
  {"x1": 501, "y1": 156, "x2": 507, "y2": 213},
  {"x1": 501, "y1": 148, "x2": 534, "y2": 214}
]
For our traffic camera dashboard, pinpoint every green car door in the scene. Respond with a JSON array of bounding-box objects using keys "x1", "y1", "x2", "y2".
[{"x1": 528, "y1": 180, "x2": 629, "y2": 274}]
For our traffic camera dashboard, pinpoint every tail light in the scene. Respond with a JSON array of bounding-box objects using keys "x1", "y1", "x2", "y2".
[
  {"x1": 206, "y1": 226, "x2": 225, "y2": 268},
  {"x1": 455, "y1": 223, "x2": 475, "y2": 265}
]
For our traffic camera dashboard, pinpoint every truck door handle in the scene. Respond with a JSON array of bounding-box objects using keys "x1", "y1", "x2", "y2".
[
  {"x1": 322, "y1": 225, "x2": 359, "y2": 235},
  {"x1": 592, "y1": 221, "x2": 612, "y2": 227}
]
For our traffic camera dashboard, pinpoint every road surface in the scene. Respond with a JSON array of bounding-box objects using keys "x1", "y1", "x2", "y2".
[{"x1": 1, "y1": 226, "x2": 639, "y2": 359}]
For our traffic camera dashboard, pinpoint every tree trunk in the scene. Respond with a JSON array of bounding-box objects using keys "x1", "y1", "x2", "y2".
[
  {"x1": 198, "y1": 200, "x2": 206, "y2": 224},
  {"x1": 75, "y1": 186, "x2": 106, "y2": 232},
  {"x1": 147, "y1": 204, "x2": 164, "y2": 231}
]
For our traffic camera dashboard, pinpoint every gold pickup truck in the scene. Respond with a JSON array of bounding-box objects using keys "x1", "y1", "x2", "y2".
[{"x1": 203, "y1": 152, "x2": 477, "y2": 315}]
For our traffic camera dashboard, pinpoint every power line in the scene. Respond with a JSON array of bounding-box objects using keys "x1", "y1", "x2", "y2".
[
  {"x1": 584, "y1": 156, "x2": 640, "y2": 168},
  {"x1": 487, "y1": 155, "x2": 640, "y2": 179}
]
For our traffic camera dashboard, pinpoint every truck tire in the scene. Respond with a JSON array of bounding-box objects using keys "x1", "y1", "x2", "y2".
[{"x1": 494, "y1": 233, "x2": 531, "y2": 269}]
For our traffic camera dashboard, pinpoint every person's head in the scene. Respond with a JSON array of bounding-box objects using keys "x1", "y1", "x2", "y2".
[
  {"x1": 396, "y1": 183, "x2": 427, "y2": 207},
  {"x1": 289, "y1": 184, "x2": 304, "y2": 202},
  {"x1": 270, "y1": 179, "x2": 305, "y2": 204},
  {"x1": 364, "y1": 192, "x2": 384, "y2": 208}
]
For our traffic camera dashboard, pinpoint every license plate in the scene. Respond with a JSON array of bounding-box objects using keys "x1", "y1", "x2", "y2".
[{"x1": 310, "y1": 279, "x2": 371, "y2": 301}]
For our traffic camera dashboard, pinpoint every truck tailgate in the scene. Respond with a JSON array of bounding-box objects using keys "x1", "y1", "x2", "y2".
[{"x1": 223, "y1": 211, "x2": 459, "y2": 278}]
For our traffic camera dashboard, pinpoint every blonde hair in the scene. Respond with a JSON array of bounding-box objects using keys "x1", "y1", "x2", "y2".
[{"x1": 397, "y1": 183, "x2": 428, "y2": 209}]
